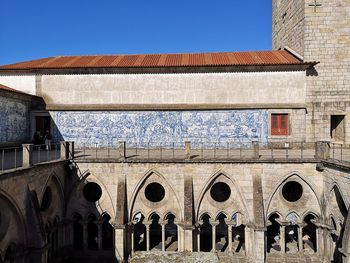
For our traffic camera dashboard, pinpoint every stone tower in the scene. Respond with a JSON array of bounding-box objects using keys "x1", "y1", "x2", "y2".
[{"x1": 272, "y1": 0, "x2": 350, "y2": 143}]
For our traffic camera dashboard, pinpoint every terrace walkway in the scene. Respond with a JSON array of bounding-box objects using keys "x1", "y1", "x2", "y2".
[{"x1": 0, "y1": 141, "x2": 349, "y2": 173}]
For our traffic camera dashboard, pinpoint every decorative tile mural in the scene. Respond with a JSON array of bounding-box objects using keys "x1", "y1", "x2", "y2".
[
  {"x1": 51, "y1": 110, "x2": 268, "y2": 148},
  {"x1": 0, "y1": 97, "x2": 29, "y2": 142}
]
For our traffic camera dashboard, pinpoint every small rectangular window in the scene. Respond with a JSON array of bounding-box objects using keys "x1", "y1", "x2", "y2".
[
  {"x1": 330, "y1": 115, "x2": 345, "y2": 141},
  {"x1": 271, "y1": 113, "x2": 289, "y2": 136}
]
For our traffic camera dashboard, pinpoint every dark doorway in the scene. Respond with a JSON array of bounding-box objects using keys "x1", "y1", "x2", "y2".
[
  {"x1": 331, "y1": 115, "x2": 345, "y2": 141},
  {"x1": 35, "y1": 116, "x2": 51, "y2": 144}
]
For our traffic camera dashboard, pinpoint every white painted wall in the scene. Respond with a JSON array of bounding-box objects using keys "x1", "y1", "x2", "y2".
[
  {"x1": 0, "y1": 74, "x2": 36, "y2": 95},
  {"x1": 41, "y1": 71, "x2": 306, "y2": 106}
]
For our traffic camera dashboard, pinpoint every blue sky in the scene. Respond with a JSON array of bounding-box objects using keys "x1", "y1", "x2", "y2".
[{"x1": 0, "y1": 0, "x2": 272, "y2": 65}]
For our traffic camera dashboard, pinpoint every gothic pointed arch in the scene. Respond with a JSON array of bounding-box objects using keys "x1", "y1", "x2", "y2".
[
  {"x1": 128, "y1": 169, "x2": 182, "y2": 222},
  {"x1": 66, "y1": 173, "x2": 115, "y2": 221},
  {"x1": 196, "y1": 170, "x2": 249, "y2": 222},
  {"x1": 39, "y1": 172, "x2": 65, "y2": 221},
  {"x1": 327, "y1": 182, "x2": 348, "y2": 250},
  {"x1": 265, "y1": 172, "x2": 321, "y2": 220},
  {"x1": 0, "y1": 189, "x2": 27, "y2": 258}
]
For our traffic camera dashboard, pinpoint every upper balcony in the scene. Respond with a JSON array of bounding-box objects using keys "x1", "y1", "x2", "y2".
[{"x1": 0, "y1": 141, "x2": 349, "y2": 174}]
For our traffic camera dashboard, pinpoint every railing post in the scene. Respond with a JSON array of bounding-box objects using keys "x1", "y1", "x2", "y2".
[
  {"x1": 185, "y1": 141, "x2": 191, "y2": 160},
  {"x1": 69, "y1": 141, "x2": 75, "y2": 159},
  {"x1": 22, "y1": 144, "x2": 33, "y2": 168},
  {"x1": 252, "y1": 140, "x2": 259, "y2": 159},
  {"x1": 119, "y1": 141, "x2": 126, "y2": 160},
  {"x1": 60, "y1": 141, "x2": 69, "y2": 160},
  {"x1": 315, "y1": 141, "x2": 330, "y2": 160}
]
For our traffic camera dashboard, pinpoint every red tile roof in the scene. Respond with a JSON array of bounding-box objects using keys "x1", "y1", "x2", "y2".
[{"x1": 0, "y1": 50, "x2": 313, "y2": 70}]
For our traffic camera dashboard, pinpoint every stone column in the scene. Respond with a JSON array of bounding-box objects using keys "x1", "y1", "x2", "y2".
[
  {"x1": 96, "y1": 220, "x2": 103, "y2": 251},
  {"x1": 119, "y1": 141, "x2": 126, "y2": 159},
  {"x1": 324, "y1": 227, "x2": 332, "y2": 261},
  {"x1": 161, "y1": 222, "x2": 166, "y2": 252},
  {"x1": 177, "y1": 224, "x2": 182, "y2": 251},
  {"x1": 196, "y1": 222, "x2": 202, "y2": 252},
  {"x1": 113, "y1": 223, "x2": 126, "y2": 262},
  {"x1": 69, "y1": 141, "x2": 75, "y2": 159},
  {"x1": 211, "y1": 221, "x2": 218, "y2": 252},
  {"x1": 315, "y1": 141, "x2": 330, "y2": 159},
  {"x1": 317, "y1": 227, "x2": 324, "y2": 254},
  {"x1": 183, "y1": 224, "x2": 194, "y2": 252},
  {"x1": 254, "y1": 228, "x2": 266, "y2": 263},
  {"x1": 62, "y1": 218, "x2": 72, "y2": 249},
  {"x1": 185, "y1": 141, "x2": 191, "y2": 160},
  {"x1": 228, "y1": 223, "x2": 233, "y2": 253},
  {"x1": 298, "y1": 225, "x2": 303, "y2": 252},
  {"x1": 22, "y1": 144, "x2": 33, "y2": 168},
  {"x1": 244, "y1": 225, "x2": 251, "y2": 256},
  {"x1": 82, "y1": 220, "x2": 88, "y2": 250},
  {"x1": 280, "y1": 225, "x2": 286, "y2": 253},
  {"x1": 252, "y1": 140, "x2": 259, "y2": 159},
  {"x1": 130, "y1": 224, "x2": 135, "y2": 256},
  {"x1": 145, "y1": 222, "x2": 150, "y2": 251},
  {"x1": 60, "y1": 141, "x2": 69, "y2": 160}
]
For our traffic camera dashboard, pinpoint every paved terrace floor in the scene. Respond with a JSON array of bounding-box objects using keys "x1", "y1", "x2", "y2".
[
  {"x1": 1, "y1": 146, "x2": 349, "y2": 173},
  {"x1": 73, "y1": 146, "x2": 350, "y2": 163}
]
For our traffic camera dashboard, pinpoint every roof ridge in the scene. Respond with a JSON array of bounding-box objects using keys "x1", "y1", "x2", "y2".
[{"x1": 0, "y1": 49, "x2": 317, "y2": 70}]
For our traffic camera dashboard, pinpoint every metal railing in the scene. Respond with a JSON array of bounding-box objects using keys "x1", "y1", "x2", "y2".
[
  {"x1": 330, "y1": 143, "x2": 350, "y2": 163},
  {"x1": 73, "y1": 141, "x2": 323, "y2": 162},
  {"x1": 0, "y1": 146, "x2": 23, "y2": 171},
  {"x1": 0, "y1": 142, "x2": 63, "y2": 172},
  {"x1": 32, "y1": 143, "x2": 62, "y2": 164}
]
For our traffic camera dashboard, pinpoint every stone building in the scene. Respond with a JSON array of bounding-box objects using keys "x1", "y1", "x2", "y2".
[{"x1": 0, "y1": 0, "x2": 349, "y2": 263}]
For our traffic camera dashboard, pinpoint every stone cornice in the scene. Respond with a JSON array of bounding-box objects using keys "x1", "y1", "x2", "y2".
[
  {"x1": 46, "y1": 103, "x2": 307, "y2": 111},
  {"x1": 0, "y1": 64, "x2": 314, "y2": 75}
]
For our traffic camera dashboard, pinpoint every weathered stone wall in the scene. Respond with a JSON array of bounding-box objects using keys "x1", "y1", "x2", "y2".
[
  {"x1": 272, "y1": 0, "x2": 350, "y2": 143},
  {"x1": 272, "y1": 0, "x2": 305, "y2": 55},
  {"x1": 0, "y1": 74, "x2": 36, "y2": 95},
  {"x1": 0, "y1": 161, "x2": 69, "y2": 262},
  {"x1": 40, "y1": 72, "x2": 306, "y2": 107},
  {"x1": 71, "y1": 162, "x2": 336, "y2": 229},
  {"x1": 304, "y1": 0, "x2": 350, "y2": 142}
]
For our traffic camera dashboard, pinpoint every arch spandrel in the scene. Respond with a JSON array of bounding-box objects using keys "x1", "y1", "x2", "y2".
[
  {"x1": 66, "y1": 174, "x2": 115, "y2": 221},
  {"x1": 196, "y1": 171, "x2": 249, "y2": 223},
  {"x1": 265, "y1": 173, "x2": 321, "y2": 220},
  {"x1": 129, "y1": 169, "x2": 182, "y2": 222}
]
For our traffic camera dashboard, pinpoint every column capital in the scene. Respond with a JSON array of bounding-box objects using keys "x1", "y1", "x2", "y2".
[
  {"x1": 112, "y1": 223, "x2": 126, "y2": 229},
  {"x1": 144, "y1": 221, "x2": 151, "y2": 227},
  {"x1": 226, "y1": 220, "x2": 237, "y2": 226},
  {"x1": 159, "y1": 220, "x2": 167, "y2": 226},
  {"x1": 297, "y1": 222, "x2": 307, "y2": 228},
  {"x1": 209, "y1": 220, "x2": 219, "y2": 226}
]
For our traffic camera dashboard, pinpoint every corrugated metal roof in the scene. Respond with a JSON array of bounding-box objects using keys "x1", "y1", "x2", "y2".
[{"x1": 0, "y1": 50, "x2": 312, "y2": 70}]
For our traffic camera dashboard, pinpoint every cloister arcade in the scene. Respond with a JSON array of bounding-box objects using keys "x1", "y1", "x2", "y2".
[{"x1": 0, "y1": 166, "x2": 349, "y2": 263}]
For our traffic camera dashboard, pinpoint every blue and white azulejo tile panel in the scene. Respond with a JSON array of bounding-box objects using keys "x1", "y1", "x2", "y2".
[
  {"x1": 51, "y1": 110, "x2": 268, "y2": 148},
  {"x1": 0, "y1": 96, "x2": 29, "y2": 142}
]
